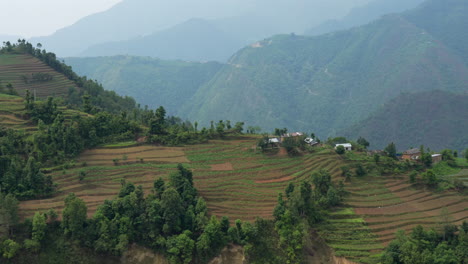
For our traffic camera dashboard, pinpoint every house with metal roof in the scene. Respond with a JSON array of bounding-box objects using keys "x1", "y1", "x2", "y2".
[{"x1": 335, "y1": 143, "x2": 352, "y2": 151}]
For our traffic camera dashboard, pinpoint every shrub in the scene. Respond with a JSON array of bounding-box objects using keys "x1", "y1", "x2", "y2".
[
  {"x1": 335, "y1": 145, "x2": 345, "y2": 155},
  {"x1": 355, "y1": 164, "x2": 367, "y2": 177},
  {"x1": 79, "y1": 170, "x2": 86, "y2": 181}
]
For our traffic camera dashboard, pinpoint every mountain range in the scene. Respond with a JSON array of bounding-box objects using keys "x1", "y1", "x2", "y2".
[
  {"x1": 29, "y1": 0, "x2": 371, "y2": 59},
  {"x1": 65, "y1": 0, "x2": 468, "y2": 151},
  {"x1": 305, "y1": 0, "x2": 425, "y2": 36}
]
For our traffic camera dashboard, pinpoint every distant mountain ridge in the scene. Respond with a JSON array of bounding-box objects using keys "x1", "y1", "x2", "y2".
[
  {"x1": 177, "y1": 0, "x2": 468, "y2": 145},
  {"x1": 28, "y1": 0, "x2": 367, "y2": 59},
  {"x1": 306, "y1": 0, "x2": 425, "y2": 36},
  {"x1": 342, "y1": 90, "x2": 468, "y2": 152},
  {"x1": 80, "y1": 18, "x2": 244, "y2": 62}
]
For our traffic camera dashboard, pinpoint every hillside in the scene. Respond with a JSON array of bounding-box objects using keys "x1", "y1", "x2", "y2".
[
  {"x1": 180, "y1": 1, "x2": 468, "y2": 137},
  {"x1": 17, "y1": 136, "x2": 468, "y2": 263},
  {"x1": 64, "y1": 55, "x2": 222, "y2": 114},
  {"x1": 342, "y1": 90, "x2": 468, "y2": 152},
  {"x1": 19, "y1": 139, "x2": 346, "y2": 222},
  {"x1": 0, "y1": 93, "x2": 36, "y2": 133},
  {"x1": 403, "y1": 0, "x2": 468, "y2": 65},
  {"x1": 0, "y1": 53, "x2": 77, "y2": 98},
  {"x1": 0, "y1": 42, "x2": 138, "y2": 114},
  {"x1": 306, "y1": 0, "x2": 425, "y2": 36}
]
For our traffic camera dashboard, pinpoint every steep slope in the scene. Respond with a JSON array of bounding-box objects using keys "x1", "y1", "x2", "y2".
[
  {"x1": 342, "y1": 90, "x2": 468, "y2": 152},
  {"x1": 80, "y1": 19, "x2": 243, "y2": 62},
  {"x1": 306, "y1": 0, "x2": 425, "y2": 36},
  {"x1": 0, "y1": 42, "x2": 137, "y2": 113},
  {"x1": 180, "y1": 8, "x2": 468, "y2": 135},
  {"x1": 403, "y1": 0, "x2": 468, "y2": 65},
  {"x1": 0, "y1": 53, "x2": 77, "y2": 98},
  {"x1": 64, "y1": 56, "x2": 222, "y2": 114}
]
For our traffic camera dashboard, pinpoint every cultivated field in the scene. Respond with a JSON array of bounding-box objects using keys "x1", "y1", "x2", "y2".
[
  {"x1": 0, "y1": 93, "x2": 36, "y2": 132},
  {"x1": 17, "y1": 138, "x2": 468, "y2": 263},
  {"x1": 19, "y1": 139, "x2": 347, "y2": 221},
  {"x1": 0, "y1": 54, "x2": 77, "y2": 98},
  {"x1": 320, "y1": 171, "x2": 468, "y2": 263}
]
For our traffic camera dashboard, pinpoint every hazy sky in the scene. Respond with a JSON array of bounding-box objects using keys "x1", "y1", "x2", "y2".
[
  {"x1": 0, "y1": 0, "x2": 122, "y2": 38},
  {"x1": 0, "y1": 0, "x2": 372, "y2": 39}
]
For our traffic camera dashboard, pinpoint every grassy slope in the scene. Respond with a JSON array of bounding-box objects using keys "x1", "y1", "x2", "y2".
[
  {"x1": 65, "y1": 56, "x2": 222, "y2": 114},
  {"x1": 0, "y1": 54, "x2": 77, "y2": 98},
  {"x1": 342, "y1": 90, "x2": 468, "y2": 152},
  {"x1": 180, "y1": 9, "x2": 468, "y2": 135}
]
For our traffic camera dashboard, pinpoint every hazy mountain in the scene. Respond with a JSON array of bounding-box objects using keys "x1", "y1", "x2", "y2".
[
  {"x1": 64, "y1": 56, "x2": 222, "y2": 115},
  {"x1": 80, "y1": 18, "x2": 243, "y2": 62},
  {"x1": 28, "y1": 0, "x2": 369, "y2": 58},
  {"x1": 306, "y1": 0, "x2": 425, "y2": 36},
  {"x1": 404, "y1": 0, "x2": 468, "y2": 65},
  {"x1": 342, "y1": 90, "x2": 468, "y2": 152},
  {"x1": 29, "y1": 0, "x2": 249, "y2": 57},
  {"x1": 179, "y1": 0, "x2": 468, "y2": 137}
]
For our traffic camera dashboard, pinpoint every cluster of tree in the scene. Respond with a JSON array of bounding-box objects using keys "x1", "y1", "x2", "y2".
[
  {"x1": 146, "y1": 109, "x2": 244, "y2": 146},
  {"x1": 266, "y1": 170, "x2": 345, "y2": 263},
  {"x1": 0, "y1": 82, "x2": 18, "y2": 96},
  {"x1": 1, "y1": 165, "x2": 236, "y2": 263},
  {"x1": 0, "y1": 167, "x2": 347, "y2": 263},
  {"x1": 0, "y1": 94, "x2": 141, "y2": 198},
  {"x1": 1, "y1": 40, "x2": 136, "y2": 114},
  {"x1": 382, "y1": 222, "x2": 468, "y2": 264},
  {"x1": 0, "y1": 127, "x2": 54, "y2": 199},
  {"x1": 20, "y1": 73, "x2": 54, "y2": 84}
]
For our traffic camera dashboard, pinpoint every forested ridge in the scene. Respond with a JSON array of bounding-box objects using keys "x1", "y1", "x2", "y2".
[
  {"x1": 180, "y1": 0, "x2": 468, "y2": 142},
  {"x1": 64, "y1": 56, "x2": 223, "y2": 114},
  {"x1": 343, "y1": 90, "x2": 468, "y2": 152}
]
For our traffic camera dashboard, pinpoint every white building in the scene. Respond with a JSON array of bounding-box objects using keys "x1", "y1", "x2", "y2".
[{"x1": 335, "y1": 143, "x2": 352, "y2": 151}]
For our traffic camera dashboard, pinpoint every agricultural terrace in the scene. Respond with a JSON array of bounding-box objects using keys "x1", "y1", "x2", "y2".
[
  {"x1": 0, "y1": 93, "x2": 36, "y2": 132},
  {"x1": 18, "y1": 137, "x2": 467, "y2": 263},
  {"x1": 320, "y1": 169, "x2": 468, "y2": 263},
  {"x1": 0, "y1": 54, "x2": 77, "y2": 98},
  {"x1": 19, "y1": 138, "x2": 348, "y2": 222}
]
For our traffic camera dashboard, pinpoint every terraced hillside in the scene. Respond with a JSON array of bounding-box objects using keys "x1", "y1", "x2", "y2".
[
  {"x1": 19, "y1": 139, "x2": 348, "y2": 221},
  {"x1": 0, "y1": 54, "x2": 77, "y2": 98},
  {"x1": 185, "y1": 139, "x2": 345, "y2": 221},
  {"x1": 320, "y1": 172, "x2": 468, "y2": 263},
  {"x1": 0, "y1": 93, "x2": 36, "y2": 132},
  {"x1": 0, "y1": 93, "x2": 88, "y2": 133},
  {"x1": 18, "y1": 139, "x2": 467, "y2": 263}
]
